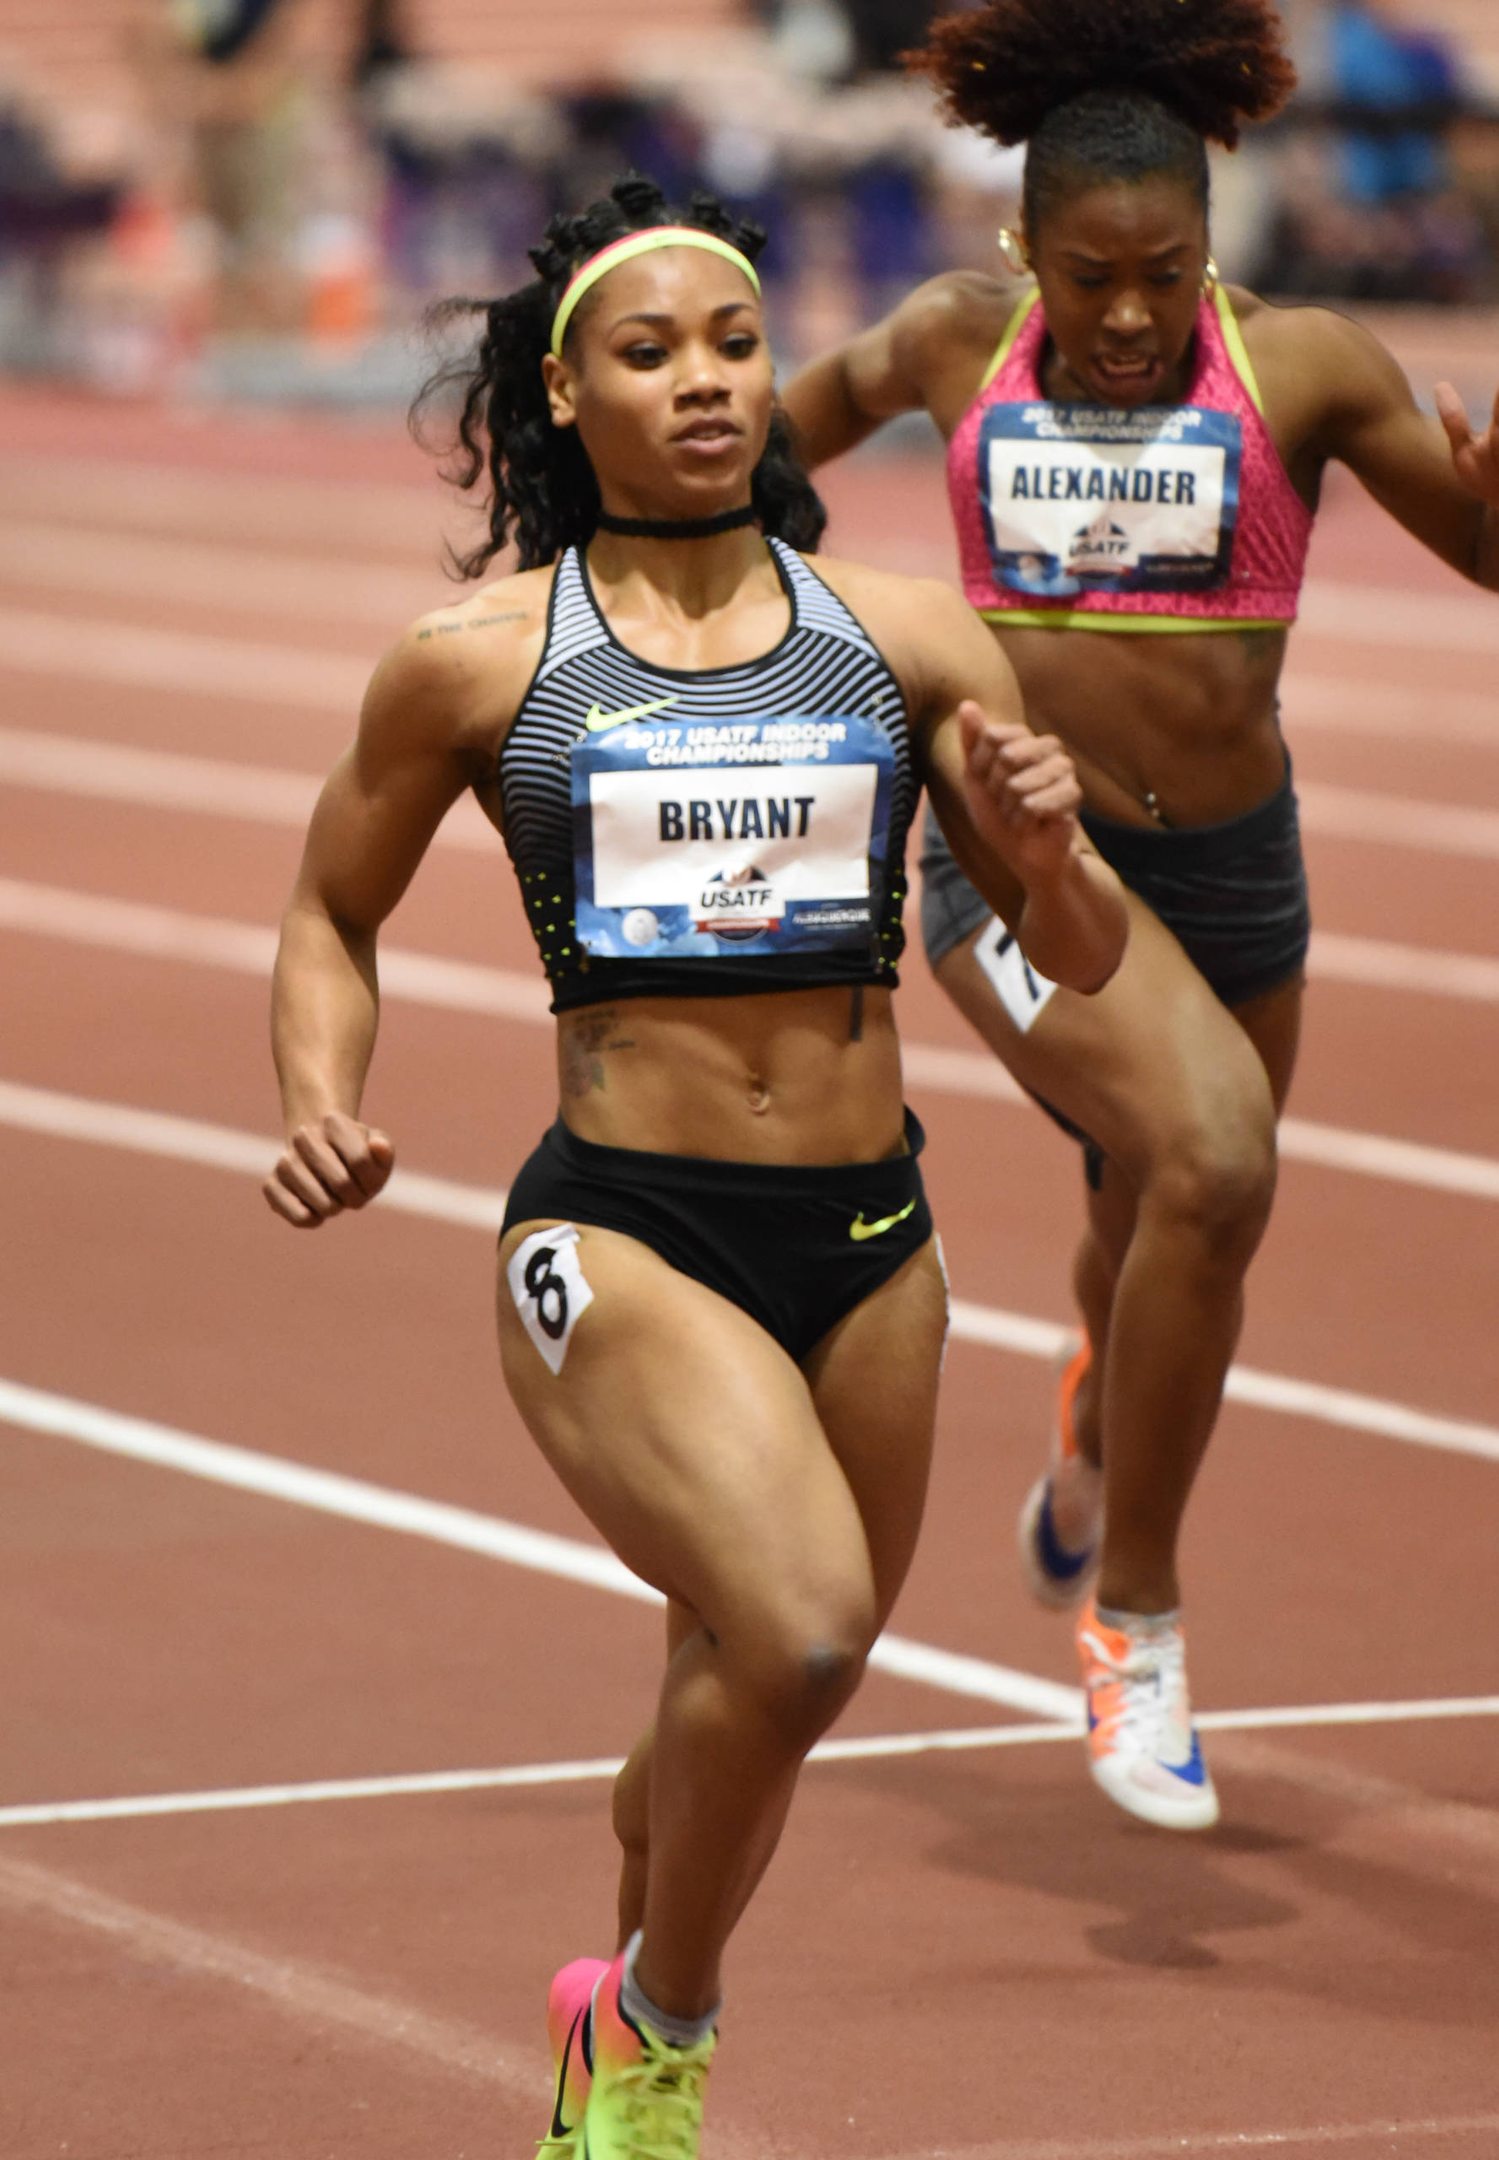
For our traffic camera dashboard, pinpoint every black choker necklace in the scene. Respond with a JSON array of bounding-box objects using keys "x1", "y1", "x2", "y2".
[{"x1": 594, "y1": 504, "x2": 758, "y2": 541}]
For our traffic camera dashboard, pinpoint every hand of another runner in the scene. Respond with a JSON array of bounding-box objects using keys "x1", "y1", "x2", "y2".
[
  {"x1": 957, "y1": 701, "x2": 1082, "y2": 881},
  {"x1": 1434, "y1": 381, "x2": 1499, "y2": 505},
  {"x1": 263, "y1": 1111, "x2": 395, "y2": 1228}
]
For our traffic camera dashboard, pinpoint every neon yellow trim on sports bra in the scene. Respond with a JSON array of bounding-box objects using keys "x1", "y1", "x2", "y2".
[
  {"x1": 978, "y1": 288, "x2": 1040, "y2": 393},
  {"x1": 973, "y1": 282, "x2": 1291, "y2": 633},
  {"x1": 981, "y1": 609, "x2": 1292, "y2": 635},
  {"x1": 979, "y1": 283, "x2": 1263, "y2": 411},
  {"x1": 1212, "y1": 282, "x2": 1265, "y2": 416}
]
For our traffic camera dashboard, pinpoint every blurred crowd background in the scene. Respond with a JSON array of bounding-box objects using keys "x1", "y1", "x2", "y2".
[{"x1": 0, "y1": 0, "x2": 1496, "y2": 403}]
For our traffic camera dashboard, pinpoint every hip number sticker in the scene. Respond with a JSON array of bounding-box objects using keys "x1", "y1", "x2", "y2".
[{"x1": 506, "y1": 1223, "x2": 595, "y2": 1375}]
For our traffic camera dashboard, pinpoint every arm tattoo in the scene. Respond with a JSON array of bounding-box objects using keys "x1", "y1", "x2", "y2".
[{"x1": 416, "y1": 610, "x2": 527, "y2": 641}]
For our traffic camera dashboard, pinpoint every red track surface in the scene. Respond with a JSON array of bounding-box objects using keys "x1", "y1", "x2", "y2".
[{"x1": 1, "y1": 386, "x2": 1496, "y2": 2159}]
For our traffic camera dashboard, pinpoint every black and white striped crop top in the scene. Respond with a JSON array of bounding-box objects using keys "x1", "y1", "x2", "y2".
[{"x1": 499, "y1": 538, "x2": 918, "y2": 1013}]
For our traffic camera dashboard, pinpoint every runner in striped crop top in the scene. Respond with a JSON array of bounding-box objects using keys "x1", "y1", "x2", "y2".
[
  {"x1": 263, "y1": 175, "x2": 1126, "y2": 2160},
  {"x1": 500, "y1": 534, "x2": 920, "y2": 1011},
  {"x1": 785, "y1": 0, "x2": 1499, "y2": 1834}
]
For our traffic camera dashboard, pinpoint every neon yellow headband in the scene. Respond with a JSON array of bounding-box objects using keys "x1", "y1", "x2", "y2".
[{"x1": 549, "y1": 227, "x2": 761, "y2": 359}]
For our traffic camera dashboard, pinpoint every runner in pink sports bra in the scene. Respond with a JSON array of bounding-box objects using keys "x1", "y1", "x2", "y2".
[
  {"x1": 785, "y1": 0, "x2": 1499, "y2": 1835},
  {"x1": 949, "y1": 281, "x2": 1312, "y2": 633}
]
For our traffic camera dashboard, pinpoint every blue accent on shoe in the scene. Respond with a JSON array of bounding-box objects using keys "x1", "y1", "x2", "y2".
[
  {"x1": 1167, "y1": 1733, "x2": 1208, "y2": 1786},
  {"x1": 1035, "y1": 1484, "x2": 1095, "y2": 1584}
]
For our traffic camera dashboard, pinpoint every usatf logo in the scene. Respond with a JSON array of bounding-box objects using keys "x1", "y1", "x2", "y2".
[
  {"x1": 695, "y1": 863, "x2": 780, "y2": 941},
  {"x1": 1068, "y1": 513, "x2": 1133, "y2": 569}
]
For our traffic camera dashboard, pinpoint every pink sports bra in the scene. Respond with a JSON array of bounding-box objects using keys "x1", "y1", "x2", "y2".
[{"x1": 945, "y1": 284, "x2": 1312, "y2": 634}]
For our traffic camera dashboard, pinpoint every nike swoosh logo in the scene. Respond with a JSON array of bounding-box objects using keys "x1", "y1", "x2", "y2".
[
  {"x1": 849, "y1": 1198, "x2": 917, "y2": 1243},
  {"x1": 549, "y1": 2008, "x2": 584, "y2": 2139},
  {"x1": 583, "y1": 695, "x2": 679, "y2": 732}
]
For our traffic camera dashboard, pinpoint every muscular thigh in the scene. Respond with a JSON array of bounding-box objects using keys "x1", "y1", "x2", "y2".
[
  {"x1": 497, "y1": 1219, "x2": 883, "y2": 1652},
  {"x1": 933, "y1": 890, "x2": 1284, "y2": 1185},
  {"x1": 801, "y1": 1236, "x2": 949, "y2": 1625}
]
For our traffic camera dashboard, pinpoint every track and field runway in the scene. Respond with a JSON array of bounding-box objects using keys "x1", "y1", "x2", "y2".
[{"x1": 0, "y1": 384, "x2": 1496, "y2": 2160}]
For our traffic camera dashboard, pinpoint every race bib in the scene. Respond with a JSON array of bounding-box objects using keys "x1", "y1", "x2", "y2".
[
  {"x1": 978, "y1": 402, "x2": 1242, "y2": 599},
  {"x1": 974, "y1": 914, "x2": 1058, "y2": 1035},
  {"x1": 571, "y1": 714, "x2": 894, "y2": 961}
]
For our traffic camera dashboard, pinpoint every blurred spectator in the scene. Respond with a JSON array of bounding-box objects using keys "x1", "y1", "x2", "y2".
[
  {"x1": 1, "y1": 0, "x2": 1494, "y2": 403},
  {"x1": 350, "y1": 0, "x2": 412, "y2": 92},
  {"x1": 0, "y1": 95, "x2": 118, "y2": 370},
  {"x1": 171, "y1": 0, "x2": 316, "y2": 332},
  {"x1": 1258, "y1": 0, "x2": 1492, "y2": 301},
  {"x1": 842, "y1": 2, "x2": 948, "y2": 77}
]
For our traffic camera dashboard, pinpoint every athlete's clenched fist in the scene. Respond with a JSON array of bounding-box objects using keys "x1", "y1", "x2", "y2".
[
  {"x1": 263, "y1": 1110, "x2": 395, "y2": 1228},
  {"x1": 957, "y1": 699, "x2": 1083, "y2": 880}
]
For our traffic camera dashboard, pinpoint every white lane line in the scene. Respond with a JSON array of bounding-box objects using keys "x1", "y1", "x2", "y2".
[
  {"x1": 4, "y1": 534, "x2": 1495, "y2": 654},
  {"x1": 0, "y1": 458, "x2": 455, "y2": 555},
  {"x1": 4, "y1": 1697, "x2": 1496, "y2": 1832},
  {"x1": 1285, "y1": 671, "x2": 1499, "y2": 747},
  {"x1": 0, "y1": 1078, "x2": 514, "y2": 1232},
  {"x1": 0, "y1": 877, "x2": 551, "y2": 1021},
  {"x1": 0, "y1": 1851, "x2": 546, "y2": 2100},
  {"x1": 1278, "y1": 1119, "x2": 1499, "y2": 1201},
  {"x1": 4, "y1": 1081, "x2": 1499, "y2": 1467},
  {"x1": 0, "y1": 522, "x2": 442, "y2": 630},
  {"x1": 5, "y1": 881, "x2": 1499, "y2": 1202},
  {"x1": 0, "y1": 725, "x2": 496, "y2": 849},
  {"x1": 1195, "y1": 1695, "x2": 1499, "y2": 1734},
  {"x1": 9, "y1": 722, "x2": 1499, "y2": 870},
  {"x1": 1214, "y1": 1363, "x2": 1499, "y2": 1462},
  {"x1": 0, "y1": 610, "x2": 366, "y2": 714},
  {"x1": 1298, "y1": 578, "x2": 1499, "y2": 657},
  {"x1": 1298, "y1": 780, "x2": 1499, "y2": 861},
  {"x1": 0, "y1": 1374, "x2": 1084, "y2": 1724},
  {"x1": 11, "y1": 875, "x2": 1499, "y2": 1018},
  {"x1": 890, "y1": 2111, "x2": 1499, "y2": 2159},
  {"x1": 0, "y1": 1757, "x2": 639, "y2": 1830},
  {"x1": 1310, "y1": 928, "x2": 1499, "y2": 1003}
]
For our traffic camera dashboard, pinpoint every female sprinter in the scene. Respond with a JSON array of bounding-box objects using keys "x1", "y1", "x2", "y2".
[
  {"x1": 262, "y1": 178, "x2": 1126, "y2": 2160},
  {"x1": 784, "y1": 0, "x2": 1499, "y2": 1834}
]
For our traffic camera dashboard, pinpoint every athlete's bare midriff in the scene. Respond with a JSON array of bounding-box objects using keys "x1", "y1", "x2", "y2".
[
  {"x1": 554, "y1": 982, "x2": 907, "y2": 1164},
  {"x1": 997, "y1": 618, "x2": 1290, "y2": 828}
]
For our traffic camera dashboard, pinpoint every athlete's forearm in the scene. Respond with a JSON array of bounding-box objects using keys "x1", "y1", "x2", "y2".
[
  {"x1": 780, "y1": 351, "x2": 887, "y2": 470},
  {"x1": 1475, "y1": 503, "x2": 1499, "y2": 592},
  {"x1": 1014, "y1": 850, "x2": 1128, "y2": 996},
  {"x1": 270, "y1": 903, "x2": 381, "y2": 1132}
]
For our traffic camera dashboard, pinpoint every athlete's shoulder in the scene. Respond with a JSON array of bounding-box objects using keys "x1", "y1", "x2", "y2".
[
  {"x1": 800, "y1": 550, "x2": 959, "y2": 619},
  {"x1": 886, "y1": 269, "x2": 1028, "y2": 368},
  {"x1": 801, "y1": 551, "x2": 1016, "y2": 734},
  {"x1": 1232, "y1": 287, "x2": 1404, "y2": 406},
  {"x1": 362, "y1": 564, "x2": 557, "y2": 755},
  {"x1": 802, "y1": 553, "x2": 983, "y2": 664},
  {"x1": 377, "y1": 567, "x2": 555, "y2": 698}
]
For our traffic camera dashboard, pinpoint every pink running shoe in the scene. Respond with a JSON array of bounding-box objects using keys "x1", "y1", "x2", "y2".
[
  {"x1": 581, "y1": 1947, "x2": 716, "y2": 2160},
  {"x1": 1077, "y1": 1597, "x2": 1220, "y2": 1831},
  {"x1": 1017, "y1": 1342, "x2": 1104, "y2": 1609},
  {"x1": 537, "y1": 1957, "x2": 608, "y2": 2159}
]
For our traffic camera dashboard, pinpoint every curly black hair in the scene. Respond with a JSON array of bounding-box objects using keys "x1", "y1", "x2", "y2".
[
  {"x1": 411, "y1": 173, "x2": 826, "y2": 577},
  {"x1": 913, "y1": 0, "x2": 1297, "y2": 235}
]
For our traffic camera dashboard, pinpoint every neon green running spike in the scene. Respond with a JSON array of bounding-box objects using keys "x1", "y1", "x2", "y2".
[{"x1": 582, "y1": 1951, "x2": 716, "y2": 2160}]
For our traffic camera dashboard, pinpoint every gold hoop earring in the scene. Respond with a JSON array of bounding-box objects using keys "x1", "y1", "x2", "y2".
[
  {"x1": 997, "y1": 227, "x2": 1031, "y2": 277},
  {"x1": 1201, "y1": 256, "x2": 1220, "y2": 295}
]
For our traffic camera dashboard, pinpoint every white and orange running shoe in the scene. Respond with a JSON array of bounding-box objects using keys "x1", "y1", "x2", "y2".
[
  {"x1": 1017, "y1": 1342, "x2": 1104, "y2": 1610},
  {"x1": 1076, "y1": 1598, "x2": 1220, "y2": 1831}
]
